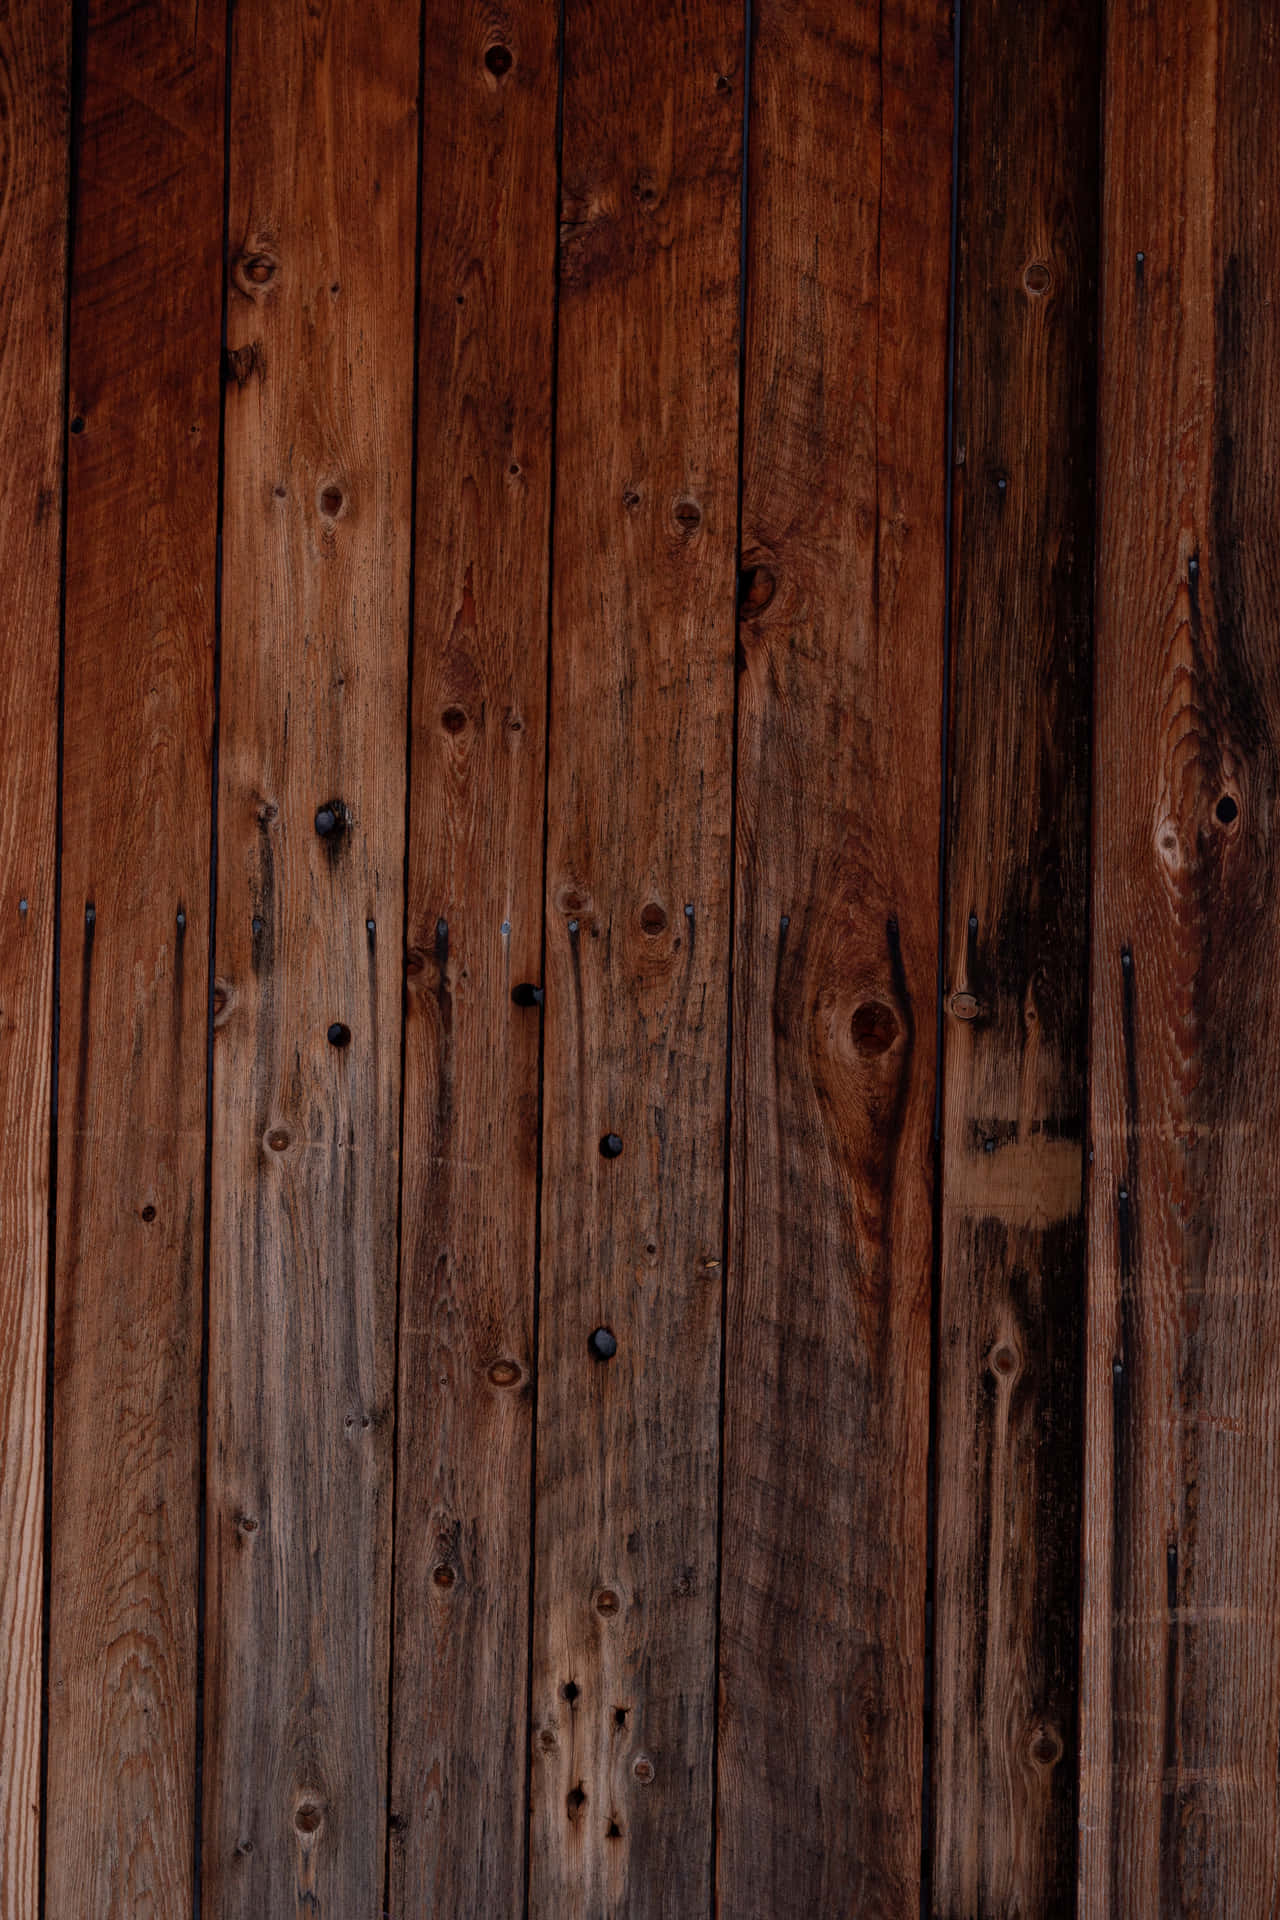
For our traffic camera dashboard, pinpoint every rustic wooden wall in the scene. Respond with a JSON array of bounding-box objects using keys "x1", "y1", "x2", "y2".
[{"x1": 1, "y1": 0, "x2": 1277, "y2": 1915}]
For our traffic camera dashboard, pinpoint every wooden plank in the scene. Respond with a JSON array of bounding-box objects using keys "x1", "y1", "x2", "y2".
[
  {"x1": 716, "y1": 2, "x2": 952, "y2": 1912},
  {"x1": 930, "y1": 0, "x2": 1099, "y2": 1909},
  {"x1": 526, "y1": 0, "x2": 742, "y2": 1910},
  {"x1": 1082, "y1": 1, "x2": 1280, "y2": 1911},
  {"x1": 200, "y1": 1, "x2": 417, "y2": 1910},
  {"x1": 46, "y1": 2, "x2": 225, "y2": 1912},
  {"x1": 0, "y1": 2, "x2": 67, "y2": 1912},
  {"x1": 386, "y1": 0, "x2": 557, "y2": 1911}
]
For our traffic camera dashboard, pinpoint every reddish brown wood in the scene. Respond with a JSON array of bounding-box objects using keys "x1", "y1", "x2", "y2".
[
  {"x1": 526, "y1": 1, "x2": 743, "y2": 1910},
  {"x1": 717, "y1": 3, "x2": 952, "y2": 1912},
  {"x1": 387, "y1": 1, "x2": 558, "y2": 1911},
  {"x1": 930, "y1": 0, "x2": 1099, "y2": 1910},
  {"x1": 47, "y1": 3, "x2": 225, "y2": 1913},
  {"x1": 201, "y1": 2, "x2": 417, "y2": 1910},
  {"x1": 0, "y1": 3, "x2": 67, "y2": 1912},
  {"x1": 1083, "y1": 2, "x2": 1280, "y2": 1912}
]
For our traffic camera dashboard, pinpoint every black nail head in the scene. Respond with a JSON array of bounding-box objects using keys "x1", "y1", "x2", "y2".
[
  {"x1": 588, "y1": 1327, "x2": 618, "y2": 1362},
  {"x1": 599, "y1": 1133, "x2": 623, "y2": 1158},
  {"x1": 327, "y1": 1022, "x2": 351, "y2": 1048},
  {"x1": 315, "y1": 804, "x2": 339, "y2": 837},
  {"x1": 512, "y1": 982, "x2": 545, "y2": 1007},
  {"x1": 70, "y1": 415, "x2": 85, "y2": 434}
]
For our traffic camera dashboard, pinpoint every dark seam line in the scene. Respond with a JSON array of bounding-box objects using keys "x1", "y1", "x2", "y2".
[
  {"x1": 381, "y1": 0, "x2": 431, "y2": 1908},
  {"x1": 921, "y1": 1, "x2": 963, "y2": 1910},
  {"x1": 521, "y1": 0, "x2": 566, "y2": 1911},
  {"x1": 38, "y1": 0, "x2": 87, "y2": 1911},
  {"x1": 709, "y1": 0, "x2": 753, "y2": 1911},
  {"x1": 191, "y1": 0, "x2": 236, "y2": 1910}
]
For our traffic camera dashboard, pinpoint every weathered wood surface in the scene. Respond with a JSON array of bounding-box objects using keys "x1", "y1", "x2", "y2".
[
  {"x1": 0, "y1": 3, "x2": 67, "y2": 1913},
  {"x1": 930, "y1": 0, "x2": 1099, "y2": 1911},
  {"x1": 525, "y1": 1, "x2": 743, "y2": 1911},
  {"x1": 1082, "y1": 2, "x2": 1280, "y2": 1914},
  {"x1": 47, "y1": 2, "x2": 225, "y2": 1914},
  {"x1": 717, "y1": 2, "x2": 952, "y2": 1913},
  {"x1": 387, "y1": 0, "x2": 558, "y2": 1912},
  {"x1": 20, "y1": 2, "x2": 1280, "y2": 1911},
  {"x1": 200, "y1": 0, "x2": 417, "y2": 1910}
]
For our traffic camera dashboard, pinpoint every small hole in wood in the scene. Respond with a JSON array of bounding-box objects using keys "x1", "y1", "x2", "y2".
[
  {"x1": 562, "y1": 1680, "x2": 580, "y2": 1704},
  {"x1": 1216, "y1": 793, "x2": 1239, "y2": 825},
  {"x1": 141, "y1": 1204, "x2": 156, "y2": 1223},
  {"x1": 485, "y1": 42, "x2": 513, "y2": 76}
]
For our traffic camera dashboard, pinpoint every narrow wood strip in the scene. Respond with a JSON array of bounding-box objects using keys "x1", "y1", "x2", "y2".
[
  {"x1": 717, "y1": 2, "x2": 952, "y2": 1911},
  {"x1": 930, "y1": 0, "x2": 1100, "y2": 1909},
  {"x1": 47, "y1": 3, "x2": 225, "y2": 1912},
  {"x1": 0, "y1": 3, "x2": 68, "y2": 1912},
  {"x1": 526, "y1": 1, "x2": 743, "y2": 1909},
  {"x1": 387, "y1": 0, "x2": 558, "y2": 1910},
  {"x1": 201, "y1": 1, "x2": 418, "y2": 1908},
  {"x1": 1083, "y1": 1, "x2": 1280, "y2": 1912}
]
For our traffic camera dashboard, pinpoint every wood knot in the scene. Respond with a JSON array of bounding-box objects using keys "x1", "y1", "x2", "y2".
[
  {"x1": 672, "y1": 497, "x2": 702, "y2": 535},
  {"x1": 950, "y1": 991, "x2": 980, "y2": 1021},
  {"x1": 1029, "y1": 1724, "x2": 1063, "y2": 1770},
  {"x1": 639, "y1": 901, "x2": 668, "y2": 934},
  {"x1": 293, "y1": 1800, "x2": 324, "y2": 1836},
  {"x1": 851, "y1": 1000, "x2": 899, "y2": 1056},
  {"x1": 632, "y1": 1756, "x2": 655, "y2": 1784},
  {"x1": 739, "y1": 565, "x2": 775, "y2": 615},
  {"x1": 1023, "y1": 259, "x2": 1053, "y2": 296},
  {"x1": 594, "y1": 1588, "x2": 620, "y2": 1616},
  {"x1": 488, "y1": 1358, "x2": 523, "y2": 1388},
  {"x1": 237, "y1": 251, "x2": 277, "y2": 292},
  {"x1": 567, "y1": 1783, "x2": 587, "y2": 1820},
  {"x1": 989, "y1": 1342, "x2": 1019, "y2": 1380},
  {"x1": 484, "y1": 42, "x2": 513, "y2": 77},
  {"x1": 265, "y1": 1128, "x2": 291, "y2": 1153}
]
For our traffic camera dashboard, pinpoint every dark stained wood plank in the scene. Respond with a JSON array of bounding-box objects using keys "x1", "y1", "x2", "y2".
[
  {"x1": 526, "y1": 1, "x2": 743, "y2": 1910},
  {"x1": 1082, "y1": 3, "x2": 1280, "y2": 1912},
  {"x1": 200, "y1": 1, "x2": 418, "y2": 1910},
  {"x1": 386, "y1": 0, "x2": 557, "y2": 1910},
  {"x1": 930, "y1": 0, "x2": 1099, "y2": 1910},
  {"x1": 716, "y1": 3, "x2": 952, "y2": 1912},
  {"x1": 0, "y1": 2, "x2": 67, "y2": 1912},
  {"x1": 46, "y1": 2, "x2": 225, "y2": 1912}
]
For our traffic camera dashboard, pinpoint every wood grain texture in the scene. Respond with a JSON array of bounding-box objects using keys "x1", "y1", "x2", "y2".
[
  {"x1": 200, "y1": 1, "x2": 417, "y2": 1910},
  {"x1": 47, "y1": 2, "x2": 224, "y2": 1912},
  {"x1": 1082, "y1": 2, "x2": 1280, "y2": 1912},
  {"x1": 930, "y1": 0, "x2": 1099, "y2": 1910},
  {"x1": 0, "y1": 2, "x2": 67, "y2": 1912},
  {"x1": 386, "y1": 0, "x2": 557, "y2": 1911},
  {"x1": 526, "y1": 1, "x2": 742, "y2": 1910},
  {"x1": 716, "y1": 3, "x2": 952, "y2": 1913}
]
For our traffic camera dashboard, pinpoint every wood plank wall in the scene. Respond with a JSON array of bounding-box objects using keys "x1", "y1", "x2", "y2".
[{"x1": 3, "y1": 0, "x2": 1280, "y2": 1914}]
